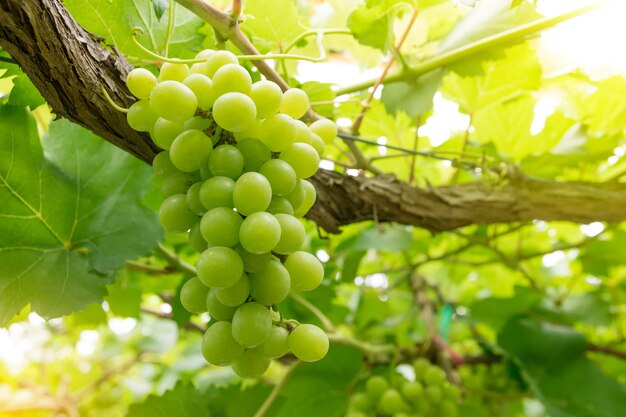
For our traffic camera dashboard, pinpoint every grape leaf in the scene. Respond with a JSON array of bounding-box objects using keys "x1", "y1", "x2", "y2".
[
  {"x1": 381, "y1": 71, "x2": 444, "y2": 118},
  {"x1": 0, "y1": 51, "x2": 45, "y2": 108},
  {"x1": 152, "y1": 0, "x2": 168, "y2": 20},
  {"x1": 346, "y1": 1, "x2": 401, "y2": 52},
  {"x1": 0, "y1": 107, "x2": 161, "y2": 325},
  {"x1": 127, "y1": 382, "x2": 211, "y2": 417},
  {"x1": 242, "y1": 0, "x2": 307, "y2": 49}
]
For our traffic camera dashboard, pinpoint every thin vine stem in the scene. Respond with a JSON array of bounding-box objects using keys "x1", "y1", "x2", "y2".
[
  {"x1": 253, "y1": 361, "x2": 301, "y2": 417},
  {"x1": 163, "y1": 0, "x2": 176, "y2": 57},
  {"x1": 284, "y1": 28, "x2": 352, "y2": 53},
  {"x1": 289, "y1": 291, "x2": 336, "y2": 332},
  {"x1": 101, "y1": 86, "x2": 129, "y2": 113}
]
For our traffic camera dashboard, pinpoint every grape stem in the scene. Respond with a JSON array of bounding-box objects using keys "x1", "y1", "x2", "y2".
[
  {"x1": 253, "y1": 361, "x2": 301, "y2": 417},
  {"x1": 288, "y1": 291, "x2": 336, "y2": 332},
  {"x1": 163, "y1": 0, "x2": 176, "y2": 58},
  {"x1": 327, "y1": 333, "x2": 396, "y2": 356},
  {"x1": 100, "y1": 86, "x2": 129, "y2": 113},
  {"x1": 155, "y1": 243, "x2": 197, "y2": 275}
]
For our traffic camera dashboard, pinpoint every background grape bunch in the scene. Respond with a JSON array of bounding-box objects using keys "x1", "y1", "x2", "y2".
[{"x1": 122, "y1": 49, "x2": 337, "y2": 378}]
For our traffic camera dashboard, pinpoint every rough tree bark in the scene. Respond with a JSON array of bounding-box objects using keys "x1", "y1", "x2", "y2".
[{"x1": 1, "y1": 0, "x2": 625, "y2": 233}]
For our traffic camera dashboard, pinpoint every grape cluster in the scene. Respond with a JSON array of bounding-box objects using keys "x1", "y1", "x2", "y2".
[
  {"x1": 346, "y1": 359, "x2": 461, "y2": 417},
  {"x1": 123, "y1": 49, "x2": 336, "y2": 378}
]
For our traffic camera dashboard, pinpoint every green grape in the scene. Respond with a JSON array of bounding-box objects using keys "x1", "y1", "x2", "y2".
[
  {"x1": 292, "y1": 180, "x2": 317, "y2": 217},
  {"x1": 422, "y1": 366, "x2": 446, "y2": 386},
  {"x1": 179, "y1": 276, "x2": 209, "y2": 313},
  {"x1": 150, "y1": 80, "x2": 198, "y2": 122},
  {"x1": 195, "y1": 49, "x2": 215, "y2": 60},
  {"x1": 233, "y1": 119, "x2": 262, "y2": 141},
  {"x1": 234, "y1": 245, "x2": 272, "y2": 273},
  {"x1": 127, "y1": 100, "x2": 158, "y2": 132},
  {"x1": 183, "y1": 73, "x2": 217, "y2": 110},
  {"x1": 188, "y1": 221, "x2": 207, "y2": 253},
  {"x1": 349, "y1": 393, "x2": 373, "y2": 412},
  {"x1": 249, "y1": 258, "x2": 291, "y2": 305},
  {"x1": 212, "y1": 92, "x2": 257, "y2": 132},
  {"x1": 231, "y1": 348, "x2": 271, "y2": 379},
  {"x1": 437, "y1": 401, "x2": 458, "y2": 417},
  {"x1": 126, "y1": 68, "x2": 157, "y2": 100},
  {"x1": 204, "y1": 50, "x2": 238, "y2": 78},
  {"x1": 199, "y1": 176, "x2": 235, "y2": 210},
  {"x1": 169, "y1": 129, "x2": 213, "y2": 172},
  {"x1": 345, "y1": 412, "x2": 368, "y2": 417},
  {"x1": 214, "y1": 274, "x2": 250, "y2": 307},
  {"x1": 159, "y1": 62, "x2": 190, "y2": 82},
  {"x1": 190, "y1": 61, "x2": 209, "y2": 75},
  {"x1": 231, "y1": 302, "x2": 273, "y2": 347},
  {"x1": 377, "y1": 389, "x2": 410, "y2": 416},
  {"x1": 196, "y1": 246, "x2": 244, "y2": 288},
  {"x1": 400, "y1": 381, "x2": 424, "y2": 401},
  {"x1": 309, "y1": 118, "x2": 337, "y2": 145},
  {"x1": 284, "y1": 179, "x2": 306, "y2": 209},
  {"x1": 206, "y1": 289, "x2": 238, "y2": 320},
  {"x1": 200, "y1": 207, "x2": 243, "y2": 247},
  {"x1": 279, "y1": 143, "x2": 320, "y2": 179},
  {"x1": 260, "y1": 114, "x2": 297, "y2": 152},
  {"x1": 366, "y1": 376, "x2": 389, "y2": 400},
  {"x1": 151, "y1": 118, "x2": 185, "y2": 150},
  {"x1": 309, "y1": 133, "x2": 326, "y2": 156},
  {"x1": 186, "y1": 181, "x2": 206, "y2": 215},
  {"x1": 284, "y1": 251, "x2": 324, "y2": 291},
  {"x1": 288, "y1": 324, "x2": 328, "y2": 362},
  {"x1": 425, "y1": 386, "x2": 443, "y2": 402},
  {"x1": 415, "y1": 400, "x2": 431, "y2": 416},
  {"x1": 184, "y1": 116, "x2": 212, "y2": 133},
  {"x1": 239, "y1": 212, "x2": 281, "y2": 254},
  {"x1": 280, "y1": 88, "x2": 309, "y2": 119},
  {"x1": 266, "y1": 196, "x2": 294, "y2": 215},
  {"x1": 293, "y1": 119, "x2": 312, "y2": 144},
  {"x1": 236, "y1": 138, "x2": 271, "y2": 172},
  {"x1": 152, "y1": 151, "x2": 179, "y2": 176},
  {"x1": 233, "y1": 172, "x2": 272, "y2": 216},
  {"x1": 212, "y1": 63, "x2": 252, "y2": 95},
  {"x1": 201, "y1": 321, "x2": 244, "y2": 366},
  {"x1": 413, "y1": 358, "x2": 431, "y2": 378},
  {"x1": 257, "y1": 326, "x2": 290, "y2": 358},
  {"x1": 443, "y1": 383, "x2": 461, "y2": 402},
  {"x1": 258, "y1": 159, "x2": 296, "y2": 197},
  {"x1": 250, "y1": 79, "x2": 283, "y2": 119},
  {"x1": 273, "y1": 214, "x2": 305, "y2": 254},
  {"x1": 208, "y1": 144, "x2": 244, "y2": 179},
  {"x1": 158, "y1": 194, "x2": 198, "y2": 234},
  {"x1": 160, "y1": 172, "x2": 196, "y2": 197}
]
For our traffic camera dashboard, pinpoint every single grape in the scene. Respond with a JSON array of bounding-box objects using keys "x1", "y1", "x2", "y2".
[
  {"x1": 309, "y1": 133, "x2": 326, "y2": 156},
  {"x1": 151, "y1": 118, "x2": 185, "y2": 150},
  {"x1": 344, "y1": 412, "x2": 368, "y2": 417},
  {"x1": 127, "y1": 100, "x2": 158, "y2": 132},
  {"x1": 150, "y1": 80, "x2": 198, "y2": 122},
  {"x1": 258, "y1": 159, "x2": 296, "y2": 197},
  {"x1": 233, "y1": 172, "x2": 272, "y2": 216},
  {"x1": 349, "y1": 392, "x2": 374, "y2": 412},
  {"x1": 200, "y1": 207, "x2": 243, "y2": 247},
  {"x1": 443, "y1": 383, "x2": 461, "y2": 402},
  {"x1": 204, "y1": 50, "x2": 238, "y2": 78},
  {"x1": 260, "y1": 114, "x2": 297, "y2": 152},
  {"x1": 236, "y1": 138, "x2": 271, "y2": 172},
  {"x1": 293, "y1": 119, "x2": 312, "y2": 144},
  {"x1": 231, "y1": 302, "x2": 273, "y2": 347},
  {"x1": 292, "y1": 180, "x2": 317, "y2": 217},
  {"x1": 180, "y1": 276, "x2": 209, "y2": 313},
  {"x1": 425, "y1": 386, "x2": 443, "y2": 402},
  {"x1": 231, "y1": 348, "x2": 271, "y2": 379},
  {"x1": 284, "y1": 251, "x2": 324, "y2": 291},
  {"x1": 201, "y1": 321, "x2": 244, "y2": 365},
  {"x1": 250, "y1": 80, "x2": 283, "y2": 119},
  {"x1": 184, "y1": 116, "x2": 212, "y2": 132},
  {"x1": 233, "y1": 119, "x2": 263, "y2": 141},
  {"x1": 186, "y1": 181, "x2": 206, "y2": 215},
  {"x1": 126, "y1": 68, "x2": 157, "y2": 100},
  {"x1": 234, "y1": 245, "x2": 272, "y2": 273},
  {"x1": 212, "y1": 63, "x2": 252, "y2": 95},
  {"x1": 159, "y1": 194, "x2": 198, "y2": 234},
  {"x1": 257, "y1": 326, "x2": 290, "y2": 358},
  {"x1": 183, "y1": 73, "x2": 217, "y2": 110},
  {"x1": 284, "y1": 179, "x2": 306, "y2": 209},
  {"x1": 239, "y1": 212, "x2": 281, "y2": 254},
  {"x1": 206, "y1": 289, "x2": 238, "y2": 320},
  {"x1": 377, "y1": 389, "x2": 410, "y2": 415},
  {"x1": 279, "y1": 143, "x2": 320, "y2": 179},
  {"x1": 280, "y1": 88, "x2": 309, "y2": 119},
  {"x1": 195, "y1": 49, "x2": 215, "y2": 60},
  {"x1": 159, "y1": 62, "x2": 190, "y2": 82},
  {"x1": 437, "y1": 401, "x2": 458, "y2": 417},
  {"x1": 208, "y1": 144, "x2": 244, "y2": 179},
  {"x1": 309, "y1": 118, "x2": 337, "y2": 145},
  {"x1": 400, "y1": 381, "x2": 424, "y2": 401},
  {"x1": 266, "y1": 196, "x2": 294, "y2": 215},
  {"x1": 212, "y1": 92, "x2": 257, "y2": 132},
  {"x1": 160, "y1": 172, "x2": 197, "y2": 197},
  {"x1": 188, "y1": 221, "x2": 207, "y2": 253},
  {"x1": 199, "y1": 176, "x2": 235, "y2": 210},
  {"x1": 422, "y1": 365, "x2": 446, "y2": 386},
  {"x1": 152, "y1": 151, "x2": 179, "y2": 176},
  {"x1": 413, "y1": 358, "x2": 430, "y2": 378},
  {"x1": 196, "y1": 246, "x2": 244, "y2": 288},
  {"x1": 249, "y1": 258, "x2": 291, "y2": 305},
  {"x1": 288, "y1": 324, "x2": 328, "y2": 362},
  {"x1": 169, "y1": 129, "x2": 213, "y2": 172},
  {"x1": 366, "y1": 376, "x2": 389, "y2": 400},
  {"x1": 214, "y1": 274, "x2": 250, "y2": 307},
  {"x1": 273, "y1": 214, "x2": 305, "y2": 254}
]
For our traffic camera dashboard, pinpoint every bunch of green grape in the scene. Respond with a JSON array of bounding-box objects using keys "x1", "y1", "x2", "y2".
[
  {"x1": 122, "y1": 49, "x2": 337, "y2": 378},
  {"x1": 346, "y1": 359, "x2": 461, "y2": 417},
  {"x1": 458, "y1": 362, "x2": 523, "y2": 398}
]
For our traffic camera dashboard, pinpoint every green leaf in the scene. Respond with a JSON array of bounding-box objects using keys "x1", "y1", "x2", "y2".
[
  {"x1": 106, "y1": 272, "x2": 143, "y2": 318},
  {"x1": 302, "y1": 81, "x2": 336, "y2": 119},
  {"x1": 242, "y1": 0, "x2": 307, "y2": 49},
  {"x1": 346, "y1": 1, "x2": 408, "y2": 52},
  {"x1": 127, "y1": 382, "x2": 211, "y2": 417},
  {"x1": 152, "y1": 0, "x2": 168, "y2": 20},
  {"x1": 470, "y1": 286, "x2": 542, "y2": 331},
  {"x1": 0, "y1": 109, "x2": 161, "y2": 325},
  {"x1": 352, "y1": 224, "x2": 413, "y2": 252},
  {"x1": 579, "y1": 76, "x2": 626, "y2": 137},
  {"x1": 0, "y1": 52, "x2": 45, "y2": 108},
  {"x1": 381, "y1": 71, "x2": 444, "y2": 118}
]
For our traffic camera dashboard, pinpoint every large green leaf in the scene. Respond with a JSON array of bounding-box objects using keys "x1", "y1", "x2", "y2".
[
  {"x1": 381, "y1": 71, "x2": 444, "y2": 118},
  {"x1": 127, "y1": 382, "x2": 211, "y2": 417},
  {"x1": 0, "y1": 107, "x2": 161, "y2": 325},
  {"x1": 346, "y1": 0, "x2": 414, "y2": 52},
  {"x1": 242, "y1": 0, "x2": 307, "y2": 49}
]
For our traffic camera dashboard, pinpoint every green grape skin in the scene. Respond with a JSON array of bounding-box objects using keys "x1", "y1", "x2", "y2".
[
  {"x1": 280, "y1": 88, "x2": 309, "y2": 119},
  {"x1": 236, "y1": 138, "x2": 271, "y2": 172},
  {"x1": 233, "y1": 172, "x2": 272, "y2": 216},
  {"x1": 249, "y1": 258, "x2": 291, "y2": 306},
  {"x1": 260, "y1": 114, "x2": 297, "y2": 152},
  {"x1": 149, "y1": 80, "x2": 198, "y2": 122},
  {"x1": 126, "y1": 68, "x2": 157, "y2": 100},
  {"x1": 206, "y1": 289, "x2": 238, "y2": 320},
  {"x1": 284, "y1": 251, "x2": 324, "y2": 291},
  {"x1": 199, "y1": 176, "x2": 235, "y2": 210},
  {"x1": 443, "y1": 383, "x2": 461, "y2": 402},
  {"x1": 158, "y1": 194, "x2": 198, "y2": 234},
  {"x1": 309, "y1": 133, "x2": 326, "y2": 156},
  {"x1": 309, "y1": 118, "x2": 337, "y2": 145},
  {"x1": 188, "y1": 221, "x2": 207, "y2": 253},
  {"x1": 239, "y1": 212, "x2": 281, "y2": 254},
  {"x1": 214, "y1": 274, "x2": 250, "y2": 307},
  {"x1": 195, "y1": 49, "x2": 214, "y2": 60},
  {"x1": 200, "y1": 207, "x2": 243, "y2": 247},
  {"x1": 292, "y1": 180, "x2": 317, "y2": 217},
  {"x1": 344, "y1": 412, "x2": 368, "y2": 417},
  {"x1": 185, "y1": 116, "x2": 212, "y2": 133},
  {"x1": 250, "y1": 80, "x2": 283, "y2": 119},
  {"x1": 196, "y1": 246, "x2": 244, "y2": 288},
  {"x1": 160, "y1": 172, "x2": 196, "y2": 197},
  {"x1": 186, "y1": 182, "x2": 206, "y2": 215},
  {"x1": 203, "y1": 50, "x2": 239, "y2": 78},
  {"x1": 179, "y1": 276, "x2": 209, "y2": 313},
  {"x1": 266, "y1": 196, "x2": 294, "y2": 215},
  {"x1": 412, "y1": 358, "x2": 431, "y2": 378},
  {"x1": 422, "y1": 365, "x2": 446, "y2": 386},
  {"x1": 259, "y1": 159, "x2": 296, "y2": 196},
  {"x1": 233, "y1": 119, "x2": 262, "y2": 141},
  {"x1": 257, "y1": 326, "x2": 290, "y2": 358},
  {"x1": 151, "y1": 118, "x2": 185, "y2": 150},
  {"x1": 231, "y1": 348, "x2": 271, "y2": 379},
  {"x1": 212, "y1": 63, "x2": 252, "y2": 95},
  {"x1": 127, "y1": 100, "x2": 158, "y2": 132},
  {"x1": 425, "y1": 386, "x2": 443, "y2": 402},
  {"x1": 152, "y1": 151, "x2": 179, "y2": 177},
  {"x1": 169, "y1": 129, "x2": 213, "y2": 172},
  {"x1": 231, "y1": 302, "x2": 273, "y2": 347},
  {"x1": 212, "y1": 92, "x2": 257, "y2": 132},
  {"x1": 284, "y1": 180, "x2": 306, "y2": 209},
  {"x1": 159, "y1": 62, "x2": 190, "y2": 82},
  {"x1": 234, "y1": 245, "x2": 272, "y2": 273},
  {"x1": 400, "y1": 381, "x2": 424, "y2": 402},
  {"x1": 288, "y1": 324, "x2": 329, "y2": 362},
  {"x1": 201, "y1": 321, "x2": 244, "y2": 366},
  {"x1": 292, "y1": 119, "x2": 312, "y2": 144},
  {"x1": 437, "y1": 402, "x2": 458, "y2": 417},
  {"x1": 279, "y1": 143, "x2": 320, "y2": 179},
  {"x1": 208, "y1": 144, "x2": 244, "y2": 179},
  {"x1": 273, "y1": 214, "x2": 305, "y2": 254},
  {"x1": 366, "y1": 376, "x2": 389, "y2": 400},
  {"x1": 377, "y1": 389, "x2": 411, "y2": 416},
  {"x1": 349, "y1": 392, "x2": 374, "y2": 412},
  {"x1": 183, "y1": 73, "x2": 217, "y2": 110}
]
